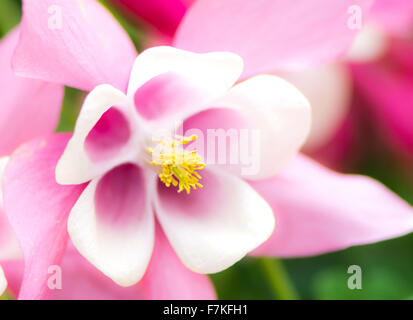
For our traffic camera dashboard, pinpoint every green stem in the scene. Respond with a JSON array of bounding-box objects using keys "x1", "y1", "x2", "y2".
[{"x1": 257, "y1": 257, "x2": 299, "y2": 300}]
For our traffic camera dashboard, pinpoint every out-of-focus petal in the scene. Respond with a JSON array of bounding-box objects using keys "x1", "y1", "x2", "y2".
[
  {"x1": 182, "y1": 75, "x2": 311, "y2": 180},
  {"x1": 56, "y1": 85, "x2": 134, "y2": 185},
  {"x1": 1, "y1": 260, "x2": 23, "y2": 298},
  {"x1": 0, "y1": 28, "x2": 63, "y2": 156},
  {"x1": 110, "y1": 0, "x2": 189, "y2": 37},
  {"x1": 250, "y1": 154, "x2": 413, "y2": 257},
  {"x1": 154, "y1": 168, "x2": 274, "y2": 274},
  {"x1": 174, "y1": 0, "x2": 373, "y2": 77},
  {"x1": 68, "y1": 164, "x2": 155, "y2": 287},
  {"x1": 350, "y1": 54, "x2": 413, "y2": 158},
  {"x1": 139, "y1": 223, "x2": 216, "y2": 299},
  {"x1": 3, "y1": 134, "x2": 86, "y2": 300},
  {"x1": 370, "y1": 0, "x2": 413, "y2": 35},
  {"x1": 281, "y1": 64, "x2": 352, "y2": 151},
  {"x1": 13, "y1": 0, "x2": 137, "y2": 91}
]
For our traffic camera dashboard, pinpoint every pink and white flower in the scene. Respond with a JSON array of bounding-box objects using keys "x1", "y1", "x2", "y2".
[
  {"x1": 54, "y1": 46, "x2": 310, "y2": 286},
  {"x1": 3, "y1": 0, "x2": 413, "y2": 300}
]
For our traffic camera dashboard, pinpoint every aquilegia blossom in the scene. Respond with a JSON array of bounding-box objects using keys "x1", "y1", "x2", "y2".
[
  {"x1": 0, "y1": 27, "x2": 215, "y2": 299},
  {"x1": 116, "y1": 0, "x2": 413, "y2": 168},
  {"x1": 3, "y1": 0, "x2": 413, "y2": 300},
  {"x1": 54, "y1": 46, "x2": 310, "y2": 286}
]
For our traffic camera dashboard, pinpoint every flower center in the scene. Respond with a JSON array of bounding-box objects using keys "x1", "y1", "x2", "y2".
[{"x1": 148, "y1": 135, "x2": 205, "y2": 194}]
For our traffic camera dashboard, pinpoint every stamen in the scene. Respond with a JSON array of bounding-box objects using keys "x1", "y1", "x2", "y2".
[{"x1": 148, "y1": 135, "x2": 205, "y2": 194}]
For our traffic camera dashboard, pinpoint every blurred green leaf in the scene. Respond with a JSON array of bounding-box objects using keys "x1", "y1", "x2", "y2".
[
  {"x1": 56, "y1": 87, "x2": 85, "y2": 133},
  {"x1": 0, "y1": 0, "x2": 20, "y2": 37}
]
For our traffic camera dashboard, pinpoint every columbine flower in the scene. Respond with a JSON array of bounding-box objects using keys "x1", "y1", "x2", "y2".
[
  {"x1": 117, "y1": 0, "x2": 413, "y2": 169},
  {"x1": 3, "y1": 0, "x2": 413, "y2": 300},
  {"x1": 0, "y1": 28, "x2": 213, "y2": 300},
  {"x1": 52, "y1": 46, "x2": 310, "y2": 286}
]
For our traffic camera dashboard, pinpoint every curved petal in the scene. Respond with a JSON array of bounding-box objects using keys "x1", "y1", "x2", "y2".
[
  {"x1": 182, "y1": 75, "x2": 311, "y2": 180},
  {"x1": 2, "y1": 134, "x2": 86, "y2": 300},
  {"x1": 0, "y1": 209, "x2": 21, "y2": 262},
  {"x1": 56, "y1": 85, "x2": 136, "y2": 185},
  {"x1": 68, "y1": 164, "x2": 155, "y2": 287},
  {"x1": 250, "y1": 154, "x2": 413, "y2": 257},
  {"x1": 127, "y1": 46, "x2": 243, "y2": 98},
  {"x1": 0, "y1": 266, "x2": 6, "y2": 296},
  {"x1": 13, "y1": 0, "x2": 137, "y2": 91},
  {"x1": 52, "y1": 233, "x2": 215, "y2": 300},
  {"x1": 154, "y1": 168, "x2": 274, "y2": 274},
  {"x1": 133, "y1": 71, "x2": 226, "y2": 126},
  {"x1": 1, "y1": 260, "x2": 24, "y2": 298},
  {"x1": 174, "y1": 0, "x2": 373, "y2": 77},
  {"x1": 50, "y1": 244, "x2": 144, "y2": 300},
  {"x1": 0, "y1": 28, "x2": 63, "y2": 156},
  {"x1": 139, "y1": 223, "x2": 216, "y2": 299},
  {"x1": 281, "y1": 64, "x2": 352, "y2": 151}
]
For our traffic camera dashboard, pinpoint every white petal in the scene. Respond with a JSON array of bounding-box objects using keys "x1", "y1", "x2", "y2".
[
  {"x1": 346, "y1": 23, "x2": 388, "y2": 62},
  {"x1": 68, "y1": 164, "x2": 155, "y2": 286},
  {"x1": 281, "y1": 64, "x2": 352, "y2": 151},
  {"x1": 0, "y1": 156, "x2": 22, "y2": 261},
  {"x1": 154, "y1": 168, "x2": 275, "y2": 274},
  {"x1": 127, "y1": 46, "x2": 243, "y2": 99},
  {"x1": 56, "y1": 85, "x2": 137, "y2": 185},
  {"x1": 209, "y1": 75, "x2": 311, "y2": 180},
  {"x1": 0, "y1": 266, "x2": 6, "y2": 296}
]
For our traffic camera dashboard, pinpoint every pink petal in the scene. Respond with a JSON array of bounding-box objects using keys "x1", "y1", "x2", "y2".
[
  {"x1": 370, "y1": 0, "x2": 413, "y2": 35},
  {"x1": 282, "y1": 64, "x2": 352, "y2": 152},
  {"x1": 50, "y1": 244, "x2": 145, "y2": 300},
  {"x1": 85, "y1": 107, "x2": 131, "y2": 162},
  {"x1": 0, "y1": 28, "x2": 63, "y2": 156},
  {"x1": 111, "y1": 0, "x2": 189, "y2": 37},
  {"x1": 174, "y1": 0, "x2": 373, "y2": 77},
  {"x1": 68, "y1": 164, "x2": 154, "y2": 287},
  {"x1": 350, "y1": 50, "x2": 413, "y2": 158},
  {"x1": 3, "y1": 134, "x2": 86, "y2": 300},
  {"x1": 134, "y1": 72, "x2": 215, "y2": 123},
  {"x1": 139, "y1": 223, "x2": 216, "y2": 299},
  {"x1": 52, "y1": 232, "x2": 215, "y2": 300},
  {"x1": 154, "y1": 168, "x2": 274, "y2": 274},
  {"x1": 1, "y1": 260, "x2": 24, "y2": 297},
  {"x1": 250, "y1": 154, "x2": 413, "y2": 257},
  {"x1": 127, "y1": 46, "x2": 242, "y2": 100},
  {"x1": 13, "y1": 0, "x2": 137, "y2": 91}
]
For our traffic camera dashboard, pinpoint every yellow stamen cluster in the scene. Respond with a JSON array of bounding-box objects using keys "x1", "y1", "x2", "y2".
[{"x1": 148, "y1": 135, "x2": 205, "y2": 194}]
